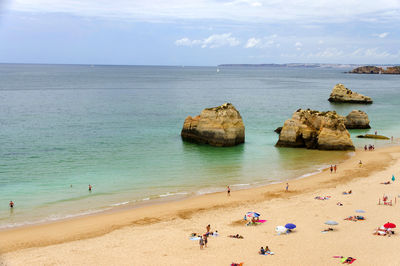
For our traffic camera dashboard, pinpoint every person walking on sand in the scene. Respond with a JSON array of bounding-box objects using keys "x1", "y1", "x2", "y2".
[
  {"x1": 330, "y1": 165, "x2": 333, "y2": 174},
  {"x1": 199, "y1": 236, "x2": 204, "y2": 250},
  {"x1": 203, "y1": 234, "x2": 208, "y2": 248},
  {"x1": 285, "y1": 183, "x2": 289, "y2": 192},
  {"x1": 9, "y1": 201, "x2": 14, "y2": 208},
  {"x1": 206, "y1": 224, "x2": 211, "y2": 233},
  {"x1": 334, "y1": 165, "x2": 337, "y2": 173},
  {"x1": 227, "y1": 186, "x2": 230, "y2": 196}
]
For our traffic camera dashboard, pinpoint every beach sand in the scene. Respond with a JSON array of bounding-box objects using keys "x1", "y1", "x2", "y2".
[{"x1": 1, "y1": 145, "x2": 400, "y2": 265}]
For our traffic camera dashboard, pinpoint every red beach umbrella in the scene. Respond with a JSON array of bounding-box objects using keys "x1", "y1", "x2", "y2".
[{"x1": 384, "y1": 222, "x2": 396, "y2": 229}]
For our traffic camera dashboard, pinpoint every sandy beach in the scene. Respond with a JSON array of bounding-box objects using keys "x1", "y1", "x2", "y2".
[{"x1": 1, "y1": 145, "x2": 400, "y2": 265}]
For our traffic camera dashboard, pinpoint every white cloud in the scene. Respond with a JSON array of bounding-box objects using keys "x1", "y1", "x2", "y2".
[
  {"x1": 295, "y1": 41, "x2": 302, "y2": 50},
  {"x1": 245, "y1": 38, "x2": 261, "y2": 48},
  {"x1": 7, "y1": 0, "x2": 400, "y2": 23},
  {"x1": 244, "y1": 35, "x2": 278, "y2": 48},
  {"x1": 373, "y1": 32, "x2": 389, "y2": 38},
  {"x1": 175, "y1": 33, "x2": 240, "y2": 48}
]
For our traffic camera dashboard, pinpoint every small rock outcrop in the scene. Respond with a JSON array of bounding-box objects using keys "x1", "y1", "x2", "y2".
[
  {"x1": 276, "y1": 109, "x2": 355, "y2": 150},
  {"x1": 328, "y1": 84, "x2": 373, "y2": 104},
  {"x1": 357, "y1": 134, "x2": 389, "y2": 140},
  {"x1": 350, "y1": 66, "x2": 400, "y2": 74},
  {"x1": 274, "y1": 127, "x2": 282, "y2": 134},
  {"x1": 181, "y1": 103, "x2": 245, "y2": 147},
  {"x1": 350, "y1": 66, "x2": 383, "y2": 74},
  {"x1": 345, "y1": 110, "x2": 371, "y2": 129}
]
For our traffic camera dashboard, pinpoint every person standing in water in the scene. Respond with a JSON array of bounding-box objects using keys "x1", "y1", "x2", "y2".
[
  {"x1": 9, "y1": 201, "x2": 14, "y2": 208},
  {"x1": 88, "y1": 184, "x2": 92, "y2": 192},
  {"x1": 227, "y1": 186, "x2": 230, "y2": 196}
]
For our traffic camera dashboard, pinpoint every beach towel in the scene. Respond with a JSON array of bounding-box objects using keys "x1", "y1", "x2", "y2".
[
  {"x1": 341, "y1": 257, "x2": 356, "y2": 264},
  {"x1": 190, "y1": 236, "x2": 201, "y2": 240},
  {"x1": 256, "y1": 220, "x2": 267, "y2": 223},
  {"x1": 260, "y1": 251, "x2": 274, "y2": 255}
]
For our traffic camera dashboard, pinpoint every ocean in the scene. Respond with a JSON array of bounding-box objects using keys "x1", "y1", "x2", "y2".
[{"x1": 1, "y1": 64, "x2": 399, "y2": 228}]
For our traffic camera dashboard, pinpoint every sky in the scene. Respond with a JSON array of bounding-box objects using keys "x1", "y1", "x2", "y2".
[{"x1": 0, "y1": 0, "x2": 399, "y2": 65}]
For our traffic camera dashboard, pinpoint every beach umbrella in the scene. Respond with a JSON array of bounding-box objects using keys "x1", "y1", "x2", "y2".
[
  {"x1": 246, "y1": 212, "x2": 260, "y2": 218},
  {"x1": 275, "y1": 226, "x2": 287, "y2": 234},
  {"x1": 355, "y1": 209, "x2": 366, "y2": 213},
  {"x1": 392, "y1": 175, "x2": 395, "y2": 182},
  {"x1": 384, "y1": 222, "x2": 396, "y2": 229},
  {"x1": 325, "y1": 220, "x2": 338, "y2": 226},
  {"x1": 285, "y1": 223, "x2": 296, "y2": 229}
]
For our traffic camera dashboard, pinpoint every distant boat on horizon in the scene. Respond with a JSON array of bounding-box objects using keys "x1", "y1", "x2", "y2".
[{"x1": 216, "y1": 67, "x2": 220, "y2": 73}]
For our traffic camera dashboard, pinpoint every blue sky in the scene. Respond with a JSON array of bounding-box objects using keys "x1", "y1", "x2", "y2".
[{"x1": 0, "y1": 0, "x2": 399, "y2": 65}]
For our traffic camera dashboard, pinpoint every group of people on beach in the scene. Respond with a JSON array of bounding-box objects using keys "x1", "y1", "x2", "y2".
[
  {"x1": 364, "y1": 144, "x2": 375, "y2": 151},
  {"x1": 199, "y1": 224, "x2": 218, "y2": 249}
]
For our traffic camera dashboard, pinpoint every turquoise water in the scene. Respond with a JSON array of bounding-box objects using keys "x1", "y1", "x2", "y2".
[{"x1": 1, "y1": 64, "x2": 399, "y2": 228}]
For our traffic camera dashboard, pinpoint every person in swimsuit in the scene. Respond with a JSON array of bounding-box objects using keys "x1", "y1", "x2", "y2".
[
  {"x1": 334, "y1": 165, "x2": 337, "y2": 173},
  {"x1": 9, "y1": 201, "x2": 14, "y2": 208},
  {"x1": 88, "y1": 184, "x2": 92, "y2": 191},
  {"x1": 203, "y1": 234, "x2": 208, "y2": 248},
  {"x1": 259, "y1": 247, "x2": 265, "y2": 255},
  {"x1": 330, "y1": 165, "x2": 333, "y2": 173},
  {"x1": 206, "y1": 224, "x2": 211, "y2": 233},
  {"x1": 285, "y1": 183, "x2": 289, "y2": 192},
  {"x1": 199, "y1": 237, "x2": 204, "y2": 249},
  {"x1": 227, "y1": 186, "x2": 230, "y2": 196}
]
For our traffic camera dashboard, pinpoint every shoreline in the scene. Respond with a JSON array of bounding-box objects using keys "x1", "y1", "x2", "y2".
[
  {"x1": 1, "y1": 144, "x2": 398, "y2": 255},
  {"x1": 0, "y1": 150, "x2": 352, "y2": 232}
]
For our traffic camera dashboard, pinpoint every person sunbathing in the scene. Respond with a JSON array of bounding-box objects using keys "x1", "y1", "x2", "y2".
[
  {"x1": 322, "y1": 228, "x2": 334, "y2": 232},
  {"x1": 337, "y1": 202, "x2": 343, "y2": 206},
  {"x1": 381, "y1": 181, "x2": 391, "y2": 185},
  {"x1": 343, "y1": 257, "x2": 354, "y2": 264},
  {"x1": 229, "y1": 234, "x2": 244, "y2": 239}
]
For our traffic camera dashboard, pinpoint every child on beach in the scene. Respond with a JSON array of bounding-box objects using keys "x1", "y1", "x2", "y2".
[
  {"x1": 199, "y1": 237, "x2": 204, "y2": 249},
  {"x1": 359, "y1": 160, "x2": 362, "y2": 167}
]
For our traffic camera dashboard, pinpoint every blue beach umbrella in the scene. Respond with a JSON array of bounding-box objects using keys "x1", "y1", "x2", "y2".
[
  {"x1": 285, "y1": 223, "x2": 296, "y2": 229},
  {"x1": 246, "y1": 212, "x2": 260, "y2": 218},
  {"x1": 392, "y1": 175, "x2": 395, "y2": 182}
]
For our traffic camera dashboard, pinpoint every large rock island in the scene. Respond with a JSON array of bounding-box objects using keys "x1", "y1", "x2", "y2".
[
  {"x1": 328, "y1": 83, "x2": 373, "y2": 104},
  {"x1": 181, "y1": 103, "x2": 245, "y2": 147},
  {"x1": 276, "y1": 109, "x2": 355, "y2": 150},
  {"x1": 350, "y1": 66, "x2": 400, "y2": 74},
  {"x1": 345, "y1": 110, "x2": 371, "y2": 129}
]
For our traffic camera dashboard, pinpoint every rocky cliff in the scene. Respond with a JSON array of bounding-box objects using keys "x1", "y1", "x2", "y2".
[
  {"x1": 276, "y1": 109, "x2": 355, "y2": 150},
  {"x1": 181, "y1": 103, "x2": 245, "y2": 147},
  {"x1": 328, "y1": 84, "x2": 373, "y2": 104},
  {"x1": 350, "y1": 66, "x2": 400, "y2": 74},
  {"x1": 345, "y1": 110, "x2": 371, "y2": 129}
]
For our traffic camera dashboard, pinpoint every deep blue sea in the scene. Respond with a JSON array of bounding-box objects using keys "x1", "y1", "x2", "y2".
[{"x1": 1, "y1": 64, "x2": 399, "y2": 228}]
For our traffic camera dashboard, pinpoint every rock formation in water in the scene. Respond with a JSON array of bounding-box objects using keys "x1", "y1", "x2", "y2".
[
  {"x1": 345, "y1": 110, "x2": 371, "y2": 129},
  {"x1": 350, "y1": 66, "x2": 383, "y2": 74},
  {"x1": 350, "y1": 66, "x2": 400, "y2": 74},
  {"x1": 328, "y1": 84, "x2": 373, "y2": 104},
  {"x1": 276, "y1": 109, "x2": 355, "y2": 150},
  {"x1": 181, "y1": 103, "x2": 245, "y2": 147},
  {"x1": 357, "y1": 134, "x2": 389, "y2": 140},
  {"x1": 274, "y1": 127, "x2": 282, "y2": 134}
]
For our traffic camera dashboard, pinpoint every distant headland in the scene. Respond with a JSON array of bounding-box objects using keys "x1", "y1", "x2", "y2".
[{"x1": 218, "y1": 63, "x2": 400, "y2": 71}]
